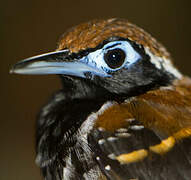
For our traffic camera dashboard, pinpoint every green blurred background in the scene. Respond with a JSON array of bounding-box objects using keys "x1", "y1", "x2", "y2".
[{"x1": 1, "y1": 0, "x2": 191, "y2": 179}]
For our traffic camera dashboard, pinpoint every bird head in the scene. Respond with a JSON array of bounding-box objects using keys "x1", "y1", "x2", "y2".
[{"x1": 11, "y1": 18, "x2": 182, "y2": 97}]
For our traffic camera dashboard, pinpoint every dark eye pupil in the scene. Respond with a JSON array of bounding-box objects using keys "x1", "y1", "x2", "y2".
[{"x1": 104, "y1": 48, "x2": 126, "y2": 69}]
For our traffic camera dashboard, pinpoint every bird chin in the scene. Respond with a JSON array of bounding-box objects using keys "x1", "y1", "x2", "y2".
[
  {"x1": 60, "y1": 74, "x2": 129, "y2": 100},
  {"x1": 60, "y1": 74, "x2": 109, "y2": 94}
]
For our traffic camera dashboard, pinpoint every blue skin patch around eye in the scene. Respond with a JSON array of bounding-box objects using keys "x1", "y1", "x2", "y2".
[{"x1": 79, "y1": 41, "x2": 141, "y2": 77}]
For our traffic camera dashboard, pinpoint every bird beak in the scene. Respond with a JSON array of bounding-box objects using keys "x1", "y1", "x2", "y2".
[{"x1": 10, "y1": 49, "x2": 108, "y2": 78}]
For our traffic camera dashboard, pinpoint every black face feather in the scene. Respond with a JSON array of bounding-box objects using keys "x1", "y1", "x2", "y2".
[
  {"x1": 92, "y1": 57, "x2": 173, "y2": 96},
  {"x1": 36, "y1": 77, "x2": 118, "y2": 179}
]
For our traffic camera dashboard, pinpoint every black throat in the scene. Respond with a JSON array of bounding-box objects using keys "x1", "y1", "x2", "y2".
[{"x1": 35, "y1": 76, "x2": 117, "y2": 179}]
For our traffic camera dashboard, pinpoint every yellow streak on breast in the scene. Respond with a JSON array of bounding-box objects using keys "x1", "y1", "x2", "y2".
[
  {"x1": 173, "y1": 127, "x2": 191, "y2": 140},
  {"x1": 149, "y1": 136, "x2": 175, "y2": 154},
  {"x1": 116, "y1": 149, "x2": 148, "y2": 164}
]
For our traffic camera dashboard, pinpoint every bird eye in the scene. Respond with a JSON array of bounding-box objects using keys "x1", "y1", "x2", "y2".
[{"x1": 104, "y1": 48, "x2": 126, "y2": 69}]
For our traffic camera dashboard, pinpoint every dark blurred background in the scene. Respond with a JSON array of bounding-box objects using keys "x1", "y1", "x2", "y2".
[{"x1": 1, "y1": 0, "x2": 191, "y2": 179}]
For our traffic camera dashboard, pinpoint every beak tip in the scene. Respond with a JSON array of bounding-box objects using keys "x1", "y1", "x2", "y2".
[
  {"x1": 9, "y1": 64, "x2": 19, "y2": 74},
  {"x1": 9, "y1": 67, "x2": 15, "y2": 74}
]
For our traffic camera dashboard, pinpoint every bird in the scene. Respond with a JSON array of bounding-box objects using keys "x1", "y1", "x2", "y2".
[{"x1": 11, "y1": 18, "x2": 191, "y2": 180}]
